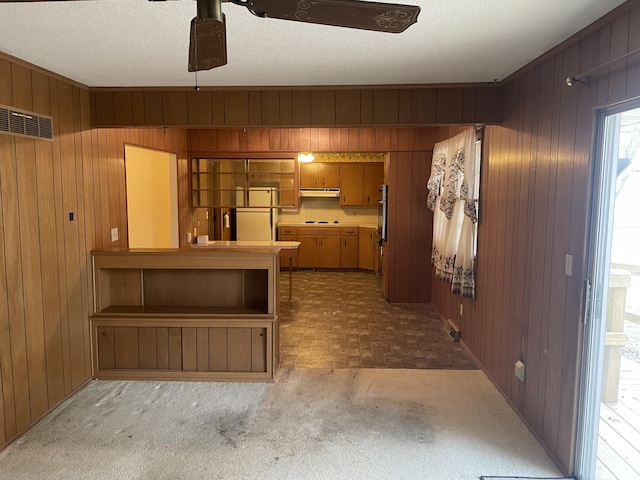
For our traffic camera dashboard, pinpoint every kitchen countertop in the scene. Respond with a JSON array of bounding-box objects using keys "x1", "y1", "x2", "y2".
[
  {"x1": 278, "y1": 222, "x2": 378, "y2": 228},
  {"x1": 189, "y1": 240, "x2": 300, "y2": 250}
]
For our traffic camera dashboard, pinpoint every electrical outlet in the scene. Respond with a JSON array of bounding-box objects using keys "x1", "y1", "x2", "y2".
[
  {"x1": 111, "y1": 227, "x2": 119, "y2": 242},
  {"x1": 515, "y1": 360, "x2": 526, "y2": 382},
  {"x1": 459, "y1": 304, "x2": 463, "y2": 316}
]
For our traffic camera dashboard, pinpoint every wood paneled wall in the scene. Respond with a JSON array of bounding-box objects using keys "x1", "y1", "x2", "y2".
[
  {"x1": 0, "y1": 57, "x2": 94, "y2": 449},
  {"x1": 90, "y1": 86, "x2": 503, "y2": 128},
  {"x1": 0, "y1": 56, "x2": 189, "y2": 450},
  {"x1": 188, "y1": 127, "x2": 438, "y2": 304},
  {"x1": 430, "y1": 1, "x2": 640, "y2": 474}
]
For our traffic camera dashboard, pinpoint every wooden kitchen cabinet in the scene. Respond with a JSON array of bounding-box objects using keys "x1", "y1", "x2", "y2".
[
  {"x1": 363, "y1": 163, "x2": 384, "y2": 206},
  {"x1": 339, "y1": 163, "x2": 364, "y2": 205},
  {"x1": 299, "y1": 162, "x2": 340, "y2": 189},
  {"x1": 316, "y1": 237, "x2": 341, "y2": 268},
  {"x1": 339, "y1": 162, "x2": 383, "y2": 206},
  {"x1": 90, "y1": 249, "x2": 279, "y2": 381},
  {"x1": 292, "y1": 227, "x2": 341, "y2": 268},
  {"x1": 340, "y1": 227, "x2": 359, "y2": 268},
  {"x1": 358, "y1": 227, "x2": 377, "y2": 271},
  {"x1": 297, "y1": 236, "x2": 317, "y2": 268},
  {"x1": 191, "y1": 157, "x2": 297, "y2": 209}
]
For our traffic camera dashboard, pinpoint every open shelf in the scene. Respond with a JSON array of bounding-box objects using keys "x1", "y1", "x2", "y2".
[{"x1": 90, "y1": 249, "x2": 280, "y2": 381}]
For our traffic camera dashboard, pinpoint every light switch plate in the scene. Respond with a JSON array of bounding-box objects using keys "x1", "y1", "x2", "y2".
[
  {"x1": 515, "y1": 360, "x2": 526, "y2": 382},
  {"x1": 565, "y1": 254, "x2": 573, "y2": 276},
  {"x1": 111, "y1": 227, "x2": 119, "y2": 242}
]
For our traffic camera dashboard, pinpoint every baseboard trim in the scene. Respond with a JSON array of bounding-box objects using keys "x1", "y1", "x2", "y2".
[{"x1": 0, "y1": 378, "x2": 92, "y2": 452}]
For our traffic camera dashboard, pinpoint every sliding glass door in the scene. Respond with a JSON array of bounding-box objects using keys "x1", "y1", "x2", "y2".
[{"x1": 576, "y1": 104, "x2": 640, "y2": 479}]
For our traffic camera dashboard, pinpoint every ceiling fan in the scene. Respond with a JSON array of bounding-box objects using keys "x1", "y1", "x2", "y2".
[
  {"x1": 5, "y1": 0, "x2": 421, "y2": 72},
  {"x1": 179, "y1": 0, "x2": 421, "y2": 72}
]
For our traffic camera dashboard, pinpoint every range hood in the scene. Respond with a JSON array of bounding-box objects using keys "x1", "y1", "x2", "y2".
[{"x1": 299, "y1": 188, "x2": 340, "y2": 198}]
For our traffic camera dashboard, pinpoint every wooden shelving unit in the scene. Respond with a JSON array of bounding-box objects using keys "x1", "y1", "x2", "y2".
[{"x1": 90, "y1": 249, "x2": 280, "y2": 381}]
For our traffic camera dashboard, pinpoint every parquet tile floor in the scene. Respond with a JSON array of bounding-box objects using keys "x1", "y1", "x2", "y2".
[{"x1": 279, "y1": 271, "x2": 477, "y2": 370}]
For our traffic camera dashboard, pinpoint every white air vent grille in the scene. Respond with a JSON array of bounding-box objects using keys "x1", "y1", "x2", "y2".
[{"x1": 0, "y1": 104, "x2": 53, "y2": 142}]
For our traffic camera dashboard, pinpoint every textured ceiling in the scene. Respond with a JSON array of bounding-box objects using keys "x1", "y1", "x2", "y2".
[{"x1": 0, "y1": 0, "x2": 627, "y2": 88}]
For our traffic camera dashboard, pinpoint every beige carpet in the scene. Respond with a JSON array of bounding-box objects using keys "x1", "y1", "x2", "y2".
[{"x1": 0, "y1": 369, "x2": 562, "y2": 480}]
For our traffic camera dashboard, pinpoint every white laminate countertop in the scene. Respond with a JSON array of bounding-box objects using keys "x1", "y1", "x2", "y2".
[
  {"x1": 278, "y1": 223, "x2": 378, "y2": 228},
  {"x1": 189, "y1": 240, "x2": 300, "y2": 250}
]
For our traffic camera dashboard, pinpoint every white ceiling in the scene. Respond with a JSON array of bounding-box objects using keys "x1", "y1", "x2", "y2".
[{"x1": 0, "y1": 0, "x2": 627, "y2": 88}]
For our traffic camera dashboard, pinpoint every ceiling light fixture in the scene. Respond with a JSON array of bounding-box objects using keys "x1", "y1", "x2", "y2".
[{"x1": 298, "y1": 153, "x2": 315, "y2": 163}]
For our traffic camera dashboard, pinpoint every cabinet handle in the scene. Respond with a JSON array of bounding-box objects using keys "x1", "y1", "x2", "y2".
[{"x1": 367, "y1": 195, "x2": 370, "y2": 203}]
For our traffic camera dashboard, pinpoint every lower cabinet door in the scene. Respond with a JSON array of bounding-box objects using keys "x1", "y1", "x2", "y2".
[
  {"x1": 316, "y1": 236, "x2": 341, "y2": 268},
  {"x1": 95, "y1": 324, "x2": 269, "y2": 376},
  {"x1": 341, "y1": 236, "x2": 358, "y2": 268},
  {"x1": 297, "y1": 237, "x2": 317, "y2": 268}
]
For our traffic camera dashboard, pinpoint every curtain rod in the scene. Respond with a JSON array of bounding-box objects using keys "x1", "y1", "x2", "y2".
[{"x1": 567, "y1": 46, "x2": 640, "y2": 86}]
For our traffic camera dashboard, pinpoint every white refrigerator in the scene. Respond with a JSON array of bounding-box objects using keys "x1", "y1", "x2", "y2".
[{"x1": 235, "y1": 188, "x2": 277, "y2": 241}]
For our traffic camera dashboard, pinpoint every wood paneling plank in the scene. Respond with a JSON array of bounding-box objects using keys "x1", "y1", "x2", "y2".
[
  {"x1": 96, "y1": 326, "x2": 115, "y2": 370},
  {"x1": 0, "y1": 134, "x2": 32, "y2": 432},
  {"x1": 209, "y1": 328, "x2": 227, "y2": 372},
  {"x1": 138, "y1": 327, "x2": 157, "y2": 369},
  {"x1": 168, "y1": 327, "x2": 182, "y2": 370},
  {"x1": 411, "y1": 89, "x2": 437, "y2": 124},
  {"x1": 261, "y1": 91, "x2": 280, "y2": 125},
  {"x1": 196, "y1": 328, "x2": 209, "y2": 372},
  {"x1": 373, "y1": 89, "x2": 399, "y2": 125},
  {"x1": 143, "y1": 91, "x2": 164, "y2": 126},
  {"x1": 182, "y1": 327, "x2": 197, "y2": 372},
  {"x1": 114, "y1": 327, "x2": 139, "y2": 369},
  {"x1": 0, "y1": 135, "x2": 18, "y2": 439},
  {"x1": 94, "y1": 91, "x2": 115, "y2": 126},
  {"x1": 15, "y1": 138, "x2": 49, "y2": 420},
  {"x1": 310, "y1": 90, "x2": 336, "y2": 126},
  {"x1": 113, "y1": 91, "x2": 133, "y2": 126},
  {"x1": 336, "y1": 90, "x2": 361, "y2": 125},
  {"x1": 436, "y1": 88, "x2": 464, "y2": 124},
  {"x1": 224, "y1": 91, "x2": 250, "y2": 125},
  {"x1": 292, "y1": 90, "x2": 311, "y2": 125},
  {"x1": 156, "y1": 327, "x2": 169, "y2": 370},
  {"x1": 228, "y1": 328, "x2": 252, "y2": 372},
  {"x1": 187, "y1": 91, "x2": 213, "y2": 126},
  {"x1": 251, "y1": 328, "x2": 266, "y2": 373}
]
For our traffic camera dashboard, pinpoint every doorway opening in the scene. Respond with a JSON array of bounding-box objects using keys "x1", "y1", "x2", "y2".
[
  {"x1": 124, "y1": 145, "x2": 179, "y2": 248},
  {"x1": 577, "y1": 104, "x2": 640, "y2": 479}
]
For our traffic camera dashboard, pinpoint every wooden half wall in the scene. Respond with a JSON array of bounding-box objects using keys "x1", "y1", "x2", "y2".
[
  {"x1": 90, "y1": 86, "x2": 503, "y2": 128},
  {"x1": 430, "y1": 0, "x2": 640, "y2": 474}
]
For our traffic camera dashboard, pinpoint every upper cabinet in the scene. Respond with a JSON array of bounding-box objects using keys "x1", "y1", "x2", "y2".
[
  {"x1": 339, "y1": 162, "x2": 384, "y2": 206},
  {"x1": 299, "y1": 162, "x2": 340, "y2": 189},
  {"x1": 191, "y1": 157, "x2": 297, "y2": 208},
  {"x1": 339, "y1": 164, "x2": 364, "y2": 206},
  {"x1": 363, "y1": 163, "x2": 384, "y2": 206}
]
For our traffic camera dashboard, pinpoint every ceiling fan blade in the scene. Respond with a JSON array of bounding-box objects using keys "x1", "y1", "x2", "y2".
[
  {"x1": 246, "y1": 0, "x2": 420, "y2": 33},
  {"x1": 188, "y1": 0, "x2": 228, "y2": 72}
]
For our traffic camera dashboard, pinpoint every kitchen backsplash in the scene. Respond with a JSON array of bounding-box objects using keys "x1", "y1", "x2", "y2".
[{"x1": 279, "y1": 197, "x2": 378, "y2": 224}]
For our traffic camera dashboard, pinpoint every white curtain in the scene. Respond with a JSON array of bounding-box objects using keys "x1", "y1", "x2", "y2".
[{"x1": 427, "y1": 128, "x2": 478, "y2": 299}]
